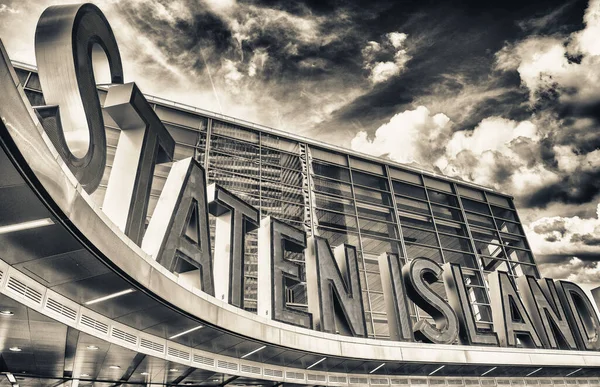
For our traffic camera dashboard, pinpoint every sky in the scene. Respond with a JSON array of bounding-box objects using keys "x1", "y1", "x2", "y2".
[{"x1": 1, "y1": 0, "x2": 600, "y2": 290}]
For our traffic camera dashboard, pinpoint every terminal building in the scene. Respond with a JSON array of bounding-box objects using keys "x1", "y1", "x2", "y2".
[{"x1": 0, "y1": 4, "x2": 599, "y2": 387}]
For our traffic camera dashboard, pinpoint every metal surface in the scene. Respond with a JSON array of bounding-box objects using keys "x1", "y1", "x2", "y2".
[
  {"x1": 378, "y1": 252, "x2": 413, "y2": 342},
  {"x1": 34, "y1": 4, "x2": 123, "y2": 193},
  {"x1": 102, "y1": 82, "x2": 175, "y2": 245},
  {"x1": 207, "y1": 184, "x2": 259, "y2": 307},
  {"x1": 402, "y1": 258, "x2": 458, "y2": 345}
]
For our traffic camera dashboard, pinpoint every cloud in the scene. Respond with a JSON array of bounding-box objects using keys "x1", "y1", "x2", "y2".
[
  {"x1": 362, "y1": 32, "x2": 411, "y2": 84},
  {"x1": 350, "y1": 106, "x2": 451, "y2": 165},
  {"x1": 526, "y1": 203, "x2": 600, "y2": 257},
  {"x1": 538, "y1": 257, "x2": 600, "y2": 286},
  {"x1": 0, "y1": 4, "x2": 18, "y2": 13}
]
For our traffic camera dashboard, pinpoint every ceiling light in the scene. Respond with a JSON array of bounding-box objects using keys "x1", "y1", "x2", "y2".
[
  {"x1": 169, "y1": 368, "x2": 178, "y2": 372},
  {"x1": 109, "y1": 365, "x2": 120, "y2": 370},
  {"x1": 481, "y1": 367, "x2": 496, "y2": 376},
  {"x1": 526, "y1": 368, "x2": 542, "y2": 377},
  {"x1": 5, "y1": 373, "x2": 16, "y2": 383},
  {"x1": 85, "y1": 289, "x2": 135, "y2": 305},
  {"x1": 140, "y1": 372, "x2": 149, "y2": 376},
  {"x1": 566, "y1": 368, "x2": 582, "y2": 377},
  {"x1": 80, "y1": 374, "x2": 89, "y2": 377},
  {"x1": 86, "y1": 345, "x2": 99, "y2": 350},
  {"x1": 0, "y1": 310, "x2": 14, "y2": 316},
  {"x1": 0, "y1": 218, "x2": 54, "y2": 234},
  {"x1": 306, "y1": 357, "x2": 326, "y2": 370},
  {"x1": 429, "y1": 365, "x2": 445, "y2": 376},
  {"x1": 8, "y1": 347, "x2": 21, "y2": 352},
  {"x1": 169, "y1": 326, "x2": 203, "y2": 339},
  {"x1": 241, "y1": 345, "x2": 266, "y2": 359},
  {"x1": 370, "y1": 363, "x2": 385, "y2": 374}
]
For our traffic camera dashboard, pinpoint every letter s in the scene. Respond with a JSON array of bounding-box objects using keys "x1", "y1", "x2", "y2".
[{"x1": 34, "y1": 3, "x2": 123, "y2": 193}]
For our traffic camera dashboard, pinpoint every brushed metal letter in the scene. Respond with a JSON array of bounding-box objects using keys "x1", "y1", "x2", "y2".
[
  {"x1": 489, "y1": 270, "x2": 542, "y2": 348},
  {"x1": 443, "y1": 263, "x2": 499, "y2": 346},
  {"x1": 556, "y1": 280, "x2": 600, "y2": 350},
  {"x1": 142, "y1": 157, "x2": 214, "y2": 295},
  {"x1": 305, "y1": 237, "x2": 366, "y2": 337},
  {"x1": 403, "y1": 258, "x2": 458, "y2": 344},
  {"x1": 517, "y1": 276, "x2": 578, "y2": 350},
  {"x1": 257, "y1": 217, "x2": 312, "y2": 328},
  {"x1": 34, "y1": 4, "x2": 123, "y2": 193},
  {"x1": 378, "y1": 252, "x2": 413, "y2": 341},
  {"x1": 102, "y1": 83, "x2": 175, "y2": 245},
  {"x1": 207, "y1": 183, "x2": 259, "y2": 307}
]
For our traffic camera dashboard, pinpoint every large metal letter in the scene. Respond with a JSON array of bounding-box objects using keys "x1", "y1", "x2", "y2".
[
  {"x1": 34, "y1": 4, "x2": 123, "y2": 193},
  {"x1": 305, "y1": 236, "x2": 366, "y2": 337},
  {"x1": 556, "y1": 280, "x2": 600, "y2": 350},
  {"x1": 102, "y1": 83, "x2": 175, "y2": 245},
  {"x1": 517, "y1": 276, "x2": 578, "y2": 350},
  {"x1": 208, "y1": 183, "x2": 259, "y2": 307},
  {"x1": 378, "y1": 253, "x2": 413, "y2": 341},
  {"x1": 489, "y1": 271, "x2": 542, "y2": 348},
  {"x1": 443, "y1": 263, "x2": 499, "y2": 346},
  {"x1": 403, "y1": 258, "x2": 458, "y2": 344},
  {"x1": 257, "y1": 217, "x2": 312, "y2": 328},
  {"x1": 142, "y1": 157, "x2": 214, "y2": 295}
]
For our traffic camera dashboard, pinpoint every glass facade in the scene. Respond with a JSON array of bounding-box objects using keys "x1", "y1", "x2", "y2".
[{"x1": 15, "y1": 65, "x2": 539, "y2": 341}]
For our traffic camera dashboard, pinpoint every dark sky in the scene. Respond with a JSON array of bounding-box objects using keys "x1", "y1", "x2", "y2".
[{"x1": 1, "y1": 0, "x2": 600, "y2": 288}]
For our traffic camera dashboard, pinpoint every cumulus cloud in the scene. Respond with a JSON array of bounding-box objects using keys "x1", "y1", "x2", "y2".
[
  {"x1": 526, "y1": 203, "x2": 600, "y2": 256},
  {"x1": 362, "y1": 32, "x2": 411, "y2": 84},
  {"x1": 538, "y1": 257, "x2": 600, "y2": 286}
]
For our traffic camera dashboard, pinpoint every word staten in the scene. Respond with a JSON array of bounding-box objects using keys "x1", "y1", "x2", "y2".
[{"x1": 29, "y1": 3, "x2": 600, "y2": 352}]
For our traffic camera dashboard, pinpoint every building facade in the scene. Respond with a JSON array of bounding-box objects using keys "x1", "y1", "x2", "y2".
[{"x1": 0, "y1": 4, "x2": 599, "y2": 387}]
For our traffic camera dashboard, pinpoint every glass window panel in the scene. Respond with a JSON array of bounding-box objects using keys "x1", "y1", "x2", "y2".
[
  {"x1": 395, "y1": 196, "x2": 430, "y2": 215},
  {"x1": 312, "y1": 161, "x2": 351, "y2": 181},
  {"x1": 435, "y1": 219, "x2": 468, "y2": 237},
  {"x1": 155, "y1": 106, "x2": 207, "y2": 129},
  {"x1": 210, "y1": 136, "x2": 260, "y2": 160},
  {"x1": 212, "y1": 120, "x2": 259, "y2": 143},
  {"x1": 506, "y1": 248, "x2": 535, "y2": 264},
  {"x1": 390, "y1": 169, "x2": 422, "y2": 185},
  {"x1": 312, "y1": 176, "x2": 353, "y2": 198},
  {"x1": 463, "y1": 270, "x2": 485, "y2": 287},
  {"x1": 470, "y1": 226, "x2": 499, "y2": 242},
  {"x1": 491, "y1": 206, "x2": 518, "y2": 222},
  {"x1": 401, "y1": 226, "x2": 439, "y2": 247},
  {"x1": 399, "y1": 211, "x2": 435, "y2": 230},
  {"x1": 361, "y1": 234, "x2": 402, "y2": 255},
  {"x1": 173, "y1": 144, "x2": 195, "y2": 161},
  {"x1": 25, "y1": 72, "x2": 42, "y2": 90},
  {"x1": 431, "y1": 204, "x2": 463, "y2": 222},
  {"x1": 423, "y1": 176, "x2": 453, "y2": 192},
  {"x1": 474, "y1": 240, "x2": 505, "y2": 258},
  {"x1": 352, "y1": 170, "x2": 389, "y2": 190},
  {"x1": 310, "y1": 146, "x2": 348, "y2": 165},
  {"x1": 481, "y1": 257, "x2": 511, "y2": 273},
  {"x1": 405, "y1": 243, "x2": 443, "y2": 263},
  {"x1": 501, "y1": 233, "x2": 529, "y2": 250},
  {"x1": 349, "y1": 157, "x2": 384, "y2": 175},
  {"x1": 366, "y1": 272, "x2": 383, "y2": 293},
  {"x1": 427, "y1": 190, "x2": 459, "y2": 207},
  {"x1": 261, "y1": 148, "x2": 302, "y2": 170},
  {"x1": 466, "y1": 213, "x2": 496, "y2": 229},
  {"x1": 315, "y1": 209, "x2": 358, "y2": 232},
  {"x1": 317, "y1": 227, "x2": 360, "y2": 247},
  {"x1": 472, "y1": 303, "x2": 493, "y2": 323},
  {"x1": 14, "y1": 68, "x2": 29, "y2": 85},
  {"x1": 373, "y1": 321, "x2": 390, "y2": 337},
  {"x1": 443, "y1": 250, "x2": 477, "y2": 269},
  {"x1": 262, "y1": 200, "x2": 304, "y2": 222},
  {"x1": 439, "y1": 234, "x2": 473, "y2": 253},
  {"x1": 368, "y1": 292, "x2": 387, "y2": 313},
  {"x1": 354, "y1": 185, "x2": 392, "y2": 206},
  {"x1": 359, "y1": 218, "x2": 399, "y2": 240},
  {"x1": 495, "y1": 218, "x2": 524, "y2": 235},
  {"x1": 315, "y1": 193, "x2": 355, "y2": 214},
  {"x1": 457, "y1": 185, "x2": 486, "y2": 200},
  {"x1": 393, "y1": 181, "x2": 427, "y2": 200},
  {"x1": 356, "y1": 202, "x2": 396, "y2": 222},
  {"x1": 24, "y1": 89, "x2": 45, "y2": 106},
  {"x1": 209, "y1": 154, "x2": 260, "y2": 178},
  {"x1": 262, "y1": 166, "x2": 303, "y2": 187},
  {"x1": 487, "y1": 193, "x2": 512, "y2": 208},
  {"x1": 461, "y1": 198, "x2": 491, "y2": 215},
  {"x1": 261, "y1": 133, "x2": 299, "y2": 153},
  {"x1": 512, "y1": 263, "x2": 539, "y2": 277}
]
